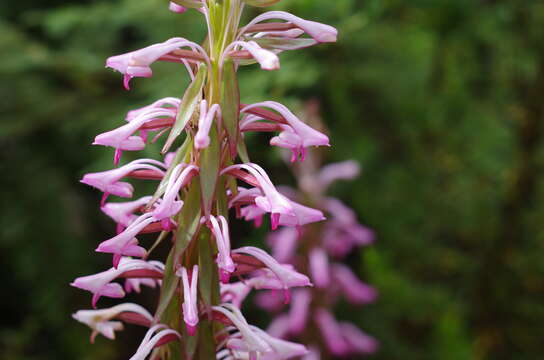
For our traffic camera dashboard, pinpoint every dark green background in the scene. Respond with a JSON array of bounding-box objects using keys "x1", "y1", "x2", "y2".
[{"x1": 1, "y1": 0, "x2": 543, "y2": 359}]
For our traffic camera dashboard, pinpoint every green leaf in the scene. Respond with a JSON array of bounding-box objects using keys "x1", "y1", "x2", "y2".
[
  {"x1": 197, "y1": 229, "x2": 219, "y2": 306},
  {"x1": 249, "y1": 36, "x2": 318, "y2": 51},
  {"x1": 156, "y1": 180, "x2": 202, "y2": 320},
  {"x1": 171, "y1": 0, "x2": 203, "y2": 9},
  {"x1": 241, "y1": 0, "x2": 280, "y2": 7},
  {"x1": 220, "y1": 59, "x2": 240, "y2": 157},
  {"x1": 199, "y1": 126, "x2": 220, "y2": 217},
  {"x1": 237, "y1": 135, "x2": 250, "y2": 163},
  {"x1": 162, "y1": 65, "x2": 207, "y2": 154}
]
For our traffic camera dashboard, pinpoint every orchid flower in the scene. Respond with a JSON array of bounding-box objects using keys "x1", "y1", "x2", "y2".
[
  {"x1": 241, "y1": 11, "x2": 338, "y2": 43},
  {"x1": 241, "y1": 101, "x2": 329, "y2": 162},
  {"x1": 106, "y1": 37, "x2": 210, "y2": 89},
  {"x1": 233, "y1": 246, "x2": 312, "y2": 302},
  {"x1": 81, "y1": 159, "x2": 166, "y2": 205},
  {"x1": 95, "y1": 212, "x2": 157, "y2": 267},
  {"x1": 194, "y1": 100, "x2": 221, "y2": 149},
  {"x1": 128, "y1": 324, "x2": 181, "y2": 360},
  {"x1": 178, "y1": 265, "x2": 199, "y2": 335},
  {"x1": 72, "y1": 303, "x2": 153, "y2": 342},
  {"x1": 208, "y1": 215, "x2": 236, "y2": 283},
  {"x1": 71, "y1": 257, "x2": 163, "y2": 307}
]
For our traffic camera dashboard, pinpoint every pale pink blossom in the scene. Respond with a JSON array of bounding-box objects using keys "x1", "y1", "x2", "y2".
[
  {"x1": 224, "y1": 41, "x2": 280, "y2": 70},
  {"x1": 129, "y1": 324, "x2": 181, "y2": 360},
  {"x1": 213, "y1": 304, "x2": 272, "y2": 358},
  {"x1": 220, "y1": 282, "x2": 252, "y2": 308},
  {"x1": 267, "y1": 227, "x2": 298, "y2": 263},
  {"x1": 71, "y1": 258, "x2": 163, "y2": 307},
  {"x1": 340, "y1": 322, "x2": 379, "y2": 355},
  {"x1": 101, "y1": 196, "x2": 152, "y2": 232},
  {"x1": 288, "y1": 289, "x2": 311, "y2": 334},
  {"x1": 152, "y1": 164, "x2": 198, "y2": 221},
  {"x1": 178, "y1": 265, "x2": 199, "y2": 335},
  {"x1": 332, "y1": 263, "x2": 377, "y2": 304},
  {"x1": 317, "y1": 160, "x2": 360, "y2": 191},
  {"x1": 106, "y1": 37, "x2": 209, "y2": 89},
  {"x1": 233, "y1": 246, "x2": 312, "y2": 301},
  {"x1": 222, "y1": 163, "x2": 295, "y2": 229},
  {"x1": 315, "y1": 308, "x2": 349, "y2": 356},
  {"x1": 169, "y1": 1, "x2": 186, "y2": 13},
  {"x1": 94, "y1": 108, "x2": 176, "y2": 164},
  {"x1": 72, "y1": 303, "x2": 153, "y2": 342},
  {"x1": 194, "y1": 101, "x2": 221, "y2": 149},
  {"x1": 208, "y1": 215, "x2": 236, "y2": 283},
  {"x1": 308, "y1": 247, "x2": 330, "y2": 288},
  {"x1": 241, "y1": 102, "x2": 329, "y2": 162},
  {"x1": 95, "y1": 212, "x2": 157, "y2": 267},
  {"x1": 126, "y1": 97, "x2": 180, "y2": 122},
  {"x1": 81, "y1": 159, "x2": 165, "y2": 204},
  {"x1": 266, "y1": 314, "x2": 290, "y2": 338},
  {"x1": 241, "y1": 11, "x2": 338, "y2": 43}
]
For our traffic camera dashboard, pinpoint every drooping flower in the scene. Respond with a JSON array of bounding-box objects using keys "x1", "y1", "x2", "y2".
[
  {"x1": 128, "y1": 324, "x2": 181, "y2": 360},
  {"x1": 72, "y1": 303, "x2": 153, "y2": 342},
  {"x1": 233, "y1": 246, "x2": 312, "y2": 302},
  {"x1": 241, "y1": 11, "x2": 338, "y2": 43},
  {"x1": 71, "y1": 257, "x2": 163, "y2": 307},
  {"x1": 81, "y1": 159, "x2": 166, "y2": 205},
  {"x1": 241, "y1": 101, "x2": 329, "y2": 162},
  {"x1": 106, "y1": 37, "x2": 209, "y2": 89},
  {"x1": 95, "y1": 212, "x2": 157, "y2": 267}
]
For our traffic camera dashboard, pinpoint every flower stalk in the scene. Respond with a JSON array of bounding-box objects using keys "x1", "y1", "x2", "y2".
[{"x1": 72, "y1": 1, "x2": 338, "y2": 359}]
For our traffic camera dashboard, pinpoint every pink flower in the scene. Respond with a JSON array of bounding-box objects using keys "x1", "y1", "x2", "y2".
[
  {"x1": 70, "y1": 258, "x2": 163, "y2": 307},
  {"x1": 169, "y1": 1, "x2": 187, "y2": 13},
  {"x1": 222, "y1": 163, "x2": 294, "y2": 229},
  {"x1": 101, "y1": 196, "x2": 152, "y2": 232},
  {"x1": 233, "y1": 246, "x2": 312, "y2": 301},
  {"x1": 241, "y1": 102, "x2": 329, "y2": 162},
  {"x1": 223, "y1": 41, "x2": 280, "y2": 70},
  {"x1": 242, "y1": 11, "x2": 338, "y2": 43},
  {"x1": 95, "y1": 212, "x2": 157, "y2": 267},
  {"x1": 152, "y1": 164, "x2": 199, "y2": 221},
  {"x1": 220, "y1": 282, "x2": 252, "y2": 308},
  {"x1": 72, "y1": 303, "x2": 153, "y2": 343},
  {"x1": 309, "y1": 247, "x2": 330, "y2": 288},
  {"x1": 177, "y1": 265, "x2": 199, "y2": 336},
  {"x1": 339, "y1": 322, "x2": 379, "y2": 355},
  {"x1": 316, "y1": 160, "x2": 360, "y2": 191},
  {"x1": 266, "y1": 314, "x2": 290, "y2": 339},
  {"x1": 288, "y1": 289, "x2": 311, "y2": 335},
  {"x1": 314, "y1": 308, "x2": 349, "y2": 356},
  {"x1": 267, "y1": 226, "x2": 299, "y2": 263},
  {"x1": 106, "y1": 37, "x2": 209, "y2": 89},
  {"x1": 250, "y1": 326, "x2": 308, "y2": 360},
  {"x1": 332, "y1": 263, "x2": 377, "y2": 304},
  {"x1": 194, "y1": 101, "x2": 221, "y2": 149},
  {"x1": 301, "y1": 346, "x2": 321, "y2": 360},
  {"x1": 94, "y1": 108, "x2": 176, "y2": 165},
  {"x1": 129, "y1": 324, "x2": 181, "y2": 360},
  {"x1": 125, "y1": 260, "x2": 164, "y2": 293},
  {"x1": 213, "y1": 304, "x2": 272, "y2": 358},
  {"x1": 208, "y1": 215, "x2": 236, "y2": 283},
  {"x1": 126, "y1": 97, "x2": 180, "y2": 122},
  {"x1": 81, "y1": 159, "x2": 166, "y2": 204}
]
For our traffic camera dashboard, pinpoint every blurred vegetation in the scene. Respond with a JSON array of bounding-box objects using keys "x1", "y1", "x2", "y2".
[{"x1": 1, "y1": 0, "x2": 543, "y2": 359}]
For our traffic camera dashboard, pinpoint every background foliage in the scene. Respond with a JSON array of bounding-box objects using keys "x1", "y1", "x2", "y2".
[{"x1": 1, "y1": 0, "x2": 543, "y2": 359}]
